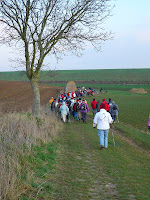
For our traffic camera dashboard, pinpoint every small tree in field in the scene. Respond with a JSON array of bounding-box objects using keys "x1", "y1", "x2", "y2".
[{"x1": 0, "y1": 0, "x2": 113, "y2": 118}]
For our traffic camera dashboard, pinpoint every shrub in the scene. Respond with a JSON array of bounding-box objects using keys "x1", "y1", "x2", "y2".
[{"x1": 0, "y1": 107, "x2": 63, "y2": 200}]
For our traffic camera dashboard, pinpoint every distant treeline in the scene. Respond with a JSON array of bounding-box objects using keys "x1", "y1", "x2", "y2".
[{"x1": 0, "y1": 69, "x2": 150, "y2": 83}]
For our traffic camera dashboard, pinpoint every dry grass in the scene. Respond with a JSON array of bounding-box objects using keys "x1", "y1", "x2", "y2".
[
  {"x1": 129, "y1": 88, "x2": 147, "y2": 94},
  {"x1": 0, "y1": 107, "x2": 63, "y2": 200}
]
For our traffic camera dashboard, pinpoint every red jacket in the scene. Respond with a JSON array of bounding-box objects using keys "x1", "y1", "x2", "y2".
[
  {"x1": 91, "y1": 100, "x2": 97, "y2": 109},
  {"x1": 73, "y1": 103, "x2": 78, "y2": 112},
  {"x1": 100, "y1": 100, "x2": 109, "y2": 111}
]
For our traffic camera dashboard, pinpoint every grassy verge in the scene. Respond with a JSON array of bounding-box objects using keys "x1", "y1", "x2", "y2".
[
  {"x1": 21, "y1": 143, "x2": 58, "y2": 200},
  {"x1": 0, "y1": 109, "x2": 63, "y2": 200},
  {"x1": 115, "y1": 122, "x2": 150, "y2": 151}
]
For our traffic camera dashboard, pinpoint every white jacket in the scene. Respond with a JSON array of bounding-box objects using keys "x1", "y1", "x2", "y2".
[
  {"x1": 93, "y1": 109, "x2": 112, "y2": 130},
  {"x1": 60, "y1": 102, "x2": 69, "y2": 115}
]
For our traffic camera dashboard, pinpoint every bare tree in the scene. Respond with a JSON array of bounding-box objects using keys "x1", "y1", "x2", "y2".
[{"x1": 0, "y1": 0, "x2": 113, "y2": 118}]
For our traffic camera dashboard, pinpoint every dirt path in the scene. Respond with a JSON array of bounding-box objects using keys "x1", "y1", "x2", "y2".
[
  {"x1": 49, "y1": 121, "x2": 125, "y2": 200},
  {"x1": 113, "y1": 126, "x2": 150, "y2": 158}
]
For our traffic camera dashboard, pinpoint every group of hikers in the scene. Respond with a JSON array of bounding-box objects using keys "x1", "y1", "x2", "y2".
[
  {"x1": 76, "y1": 86, "x2": 95, "y2": 97},
  {"x1": 91, "y1": 98, "x2": 119, "y2": 123},
  {"x1": 49, "y1": 87, "x2": 95, "y2": 123},
  {"x1": 49, "y1": 90, "x2": 119, "y2": 150},
  {"x1": 49, "y1": 94, "x2": 90, "y2": 123}
]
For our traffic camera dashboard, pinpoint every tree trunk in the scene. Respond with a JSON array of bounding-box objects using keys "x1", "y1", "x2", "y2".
[{"x1": 30, "y1": 78, "x2": 41, "y2": 118}]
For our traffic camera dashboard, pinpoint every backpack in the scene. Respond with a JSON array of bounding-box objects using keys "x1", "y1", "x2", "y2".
[
  {"x1": 81, "y1": 103, "x2": 86, "y2": 111},
  {"x1": 109, "y1": 102, "x2": 112, "y2": 107},
  {"x1": 76, "y1": 103, "x2": 79, "y2": 110},
  {"x1": 113, "y1": 104, "x2": 117, "y2": 110}
]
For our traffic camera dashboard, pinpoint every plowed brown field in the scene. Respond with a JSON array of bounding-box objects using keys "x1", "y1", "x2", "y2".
[{"x1": 0, "y1": 81, "x2": 63, "y2": 113}]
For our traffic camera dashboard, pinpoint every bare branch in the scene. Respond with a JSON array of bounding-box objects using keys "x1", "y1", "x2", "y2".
[{"x1": 0, "y1": 0, "x2": 114, "y2": 76}]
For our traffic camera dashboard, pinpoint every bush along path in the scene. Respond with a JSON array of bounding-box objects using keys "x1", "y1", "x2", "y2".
[{"x1": 47, "y1": 116, "x2": 150, "y2": 200}]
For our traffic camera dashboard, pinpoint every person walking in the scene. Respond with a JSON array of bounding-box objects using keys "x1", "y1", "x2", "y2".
[
  {"x1": 96, "y1": 100, "x2": 101, "y2": 112},
  {"x1": 100, "y1": 99, "x2": 109, "y2": 112},
  {"x1": 148, "y1": 113, "x2": 150, "y2": 132},
  {"x1": 93, "y1": 103, "x2": 113, "y2": 150},
  {"x1": 79, "y1": 99, "x2": 89, "y2": 123},
  {"x1": 73, "y1": 100, "x2": 79, "y2": 121},
  {"x1": 78, "y1": 98, "x2": 82, "y2": 121},
  {"x1": 110, "y1": 101, "x2": 119, "y2": 123},
  {"x1": 91, "y1": 98, "x2": 97, "y2": 117},
  {"x1": 108, "y1": 98, "x2": 112, "y2": 107},
  {"x1": 49, "y1": 97, "x2": 54, "y2": 111},
  {"x1": 108, "y1": 98, "x2": 113, "y2": 115},
  {"x1": 59, "y1": 101, "x2": 69, "y2": 122}
]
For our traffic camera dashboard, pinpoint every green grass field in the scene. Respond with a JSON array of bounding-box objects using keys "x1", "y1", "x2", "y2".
[
  {"x1": 0, "y1": 69, "x2": 149, "y2": 92},
  {"x1": 85, "y1": 90, "x2": 150, "y2": 132},
  {"x1": 0, "y1": 69, "x2": 150, "y2": 82},
  {"x1": 47, "y1": 83, "x2": 150, "y2": 91},
  {"x1": 41, "y1": 69, "x2": 150, "y2": 82}
]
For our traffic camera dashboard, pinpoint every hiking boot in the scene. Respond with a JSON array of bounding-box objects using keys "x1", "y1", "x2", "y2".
[{"x1": 100, "y1": 145, "x2": 104, "y2": 150}]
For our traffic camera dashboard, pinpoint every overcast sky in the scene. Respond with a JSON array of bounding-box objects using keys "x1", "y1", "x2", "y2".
[{"x1": 0, "y1": 0, "x2": 150, "y2": 71}]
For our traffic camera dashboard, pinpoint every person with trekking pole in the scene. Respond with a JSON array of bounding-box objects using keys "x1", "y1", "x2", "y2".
[{"x1": 93, "y1": 103, "x2": 113, "y2": 150}]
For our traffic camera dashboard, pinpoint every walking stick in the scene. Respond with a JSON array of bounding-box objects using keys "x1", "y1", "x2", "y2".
[
  {"x1": 111, "y1": 124, "x2": 115, "y2": 147},
  {"x1": 117, "y1": 111, "x2": 119, "y2": 123}
]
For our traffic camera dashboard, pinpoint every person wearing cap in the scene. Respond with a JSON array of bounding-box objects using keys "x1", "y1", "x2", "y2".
[
  {"x1": 91, "y1": 98, "x2": 97, "y2": 117},
  {"x1": 79, "y1": 98, "x2": 89, "y2": 123},
  {"x1": 93, "y1": 103, "x2": 113, "y2": 150},
  {"x1": 100, "y1": 99, "x2": 109, "y2": 112}
]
